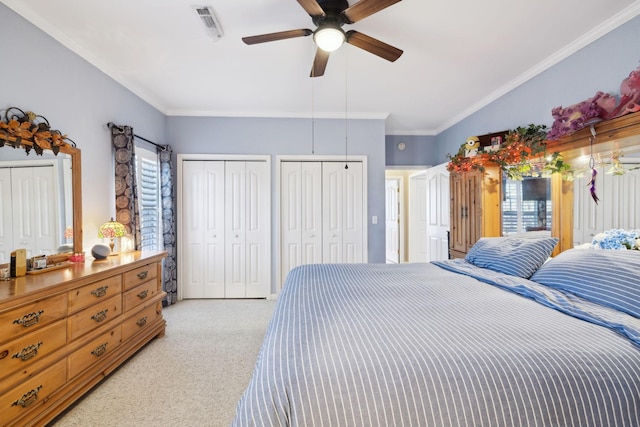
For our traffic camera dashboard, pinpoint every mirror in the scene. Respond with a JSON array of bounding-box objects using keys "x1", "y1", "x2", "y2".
[
  {"x1": 502, "y1": 175, "x2": 552, "y2": 237},
  {"x1": 0, "y1": 115, "x2": 82, "y2": 262}
]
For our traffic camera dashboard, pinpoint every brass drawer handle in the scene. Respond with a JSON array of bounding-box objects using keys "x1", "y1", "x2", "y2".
[
  {"x1": 13, "y1": 310, "x2": 44, "y2": 328},
  {"x1": 12, "y1": 341, "x2": 43, "y2": 361},
  {"x1": 11, "y1": 385, "x2": 42, "y2": 408},
  {"x1": 137, "y1": 271, "x2": 148, "y2": 280},
  {"x1": 91, "y1": 343, "x2": 108, "y2": 357},
  {"x1": 137, "y1": 290, "x2": 148, "y2": 299},
  {"x1": 136, "y1": 316, "x2": 148, "y2": 327},
  {"x1": 91, "y1": 309, "x2": 109, "y2": 323},
  {"x1": 91, "y1": 286, "x2": 109, "y2": 297}
]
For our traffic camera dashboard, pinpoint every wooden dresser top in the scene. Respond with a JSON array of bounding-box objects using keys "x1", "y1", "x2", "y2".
[{"x1": 0, "y1": 251, "x2": 166, "y2": 309}]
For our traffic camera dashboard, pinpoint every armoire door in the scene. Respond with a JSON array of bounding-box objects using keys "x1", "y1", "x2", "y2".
[
  {"x1": 280, "y1": 161, "x2": 323, "y2": 278},
  {"x1": 182, "y1": 160, "x2": 225, "y2": 298}
]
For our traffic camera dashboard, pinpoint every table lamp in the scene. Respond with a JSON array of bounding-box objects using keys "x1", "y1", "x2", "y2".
[{"x1": 98, "y1": 218, "x2": 127, "y2": 255}]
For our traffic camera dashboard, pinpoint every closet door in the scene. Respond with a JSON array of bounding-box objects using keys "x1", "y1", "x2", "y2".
[
  {"x1": 11, "y1": 165, "x2": 58, "y2": 258},
  {"x1": 281, "y1": 162, "x2": 322, "y2": 280},
  {"x1": 182, "y1": 161, "x2": 225, "y2": 298},
  {"x1": 225, "y1": 161, "x2": 270, "y2": 298},
  {"x1": 322, "y1": 161, "x2": 364, "y2": 263},
  {"x1": 0, "y1": 168, "x2": 12, "y2": 263}
]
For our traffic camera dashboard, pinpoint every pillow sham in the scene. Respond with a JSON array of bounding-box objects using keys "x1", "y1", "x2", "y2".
[
  {"x1": 530, "y1": 249, "x2": 640, "y2": 319},
  {"x1": 464, "y1": 236, "x2": 558, "y2": 278}
]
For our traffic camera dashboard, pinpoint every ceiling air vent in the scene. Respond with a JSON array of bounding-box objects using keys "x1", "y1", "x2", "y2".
[{"x1": 193, "y1": 6, "x2": 224, "y2": 41}]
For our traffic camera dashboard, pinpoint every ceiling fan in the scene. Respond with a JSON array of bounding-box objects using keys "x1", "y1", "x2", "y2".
[{"x1": 242, "y1": 0, "x2": 403, "y2": 77}]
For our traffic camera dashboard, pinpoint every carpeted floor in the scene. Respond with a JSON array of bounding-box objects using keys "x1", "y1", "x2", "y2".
[{"x1": 50, "y1": 299, "x2": 277, "y2": 427}]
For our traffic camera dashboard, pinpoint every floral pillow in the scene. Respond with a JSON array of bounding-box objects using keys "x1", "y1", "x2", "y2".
[{"x1": 465, "y1": 236, "x2": 559, "y2": 279}]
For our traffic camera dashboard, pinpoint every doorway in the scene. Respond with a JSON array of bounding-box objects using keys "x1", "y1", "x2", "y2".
[{"x1": 385, "y1": 168, "x2": 428, "y2": 263}]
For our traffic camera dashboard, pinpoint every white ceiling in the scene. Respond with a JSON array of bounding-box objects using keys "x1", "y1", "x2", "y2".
[{"x1": 3, "y1": 0, "x2": 639, "y2": 135}]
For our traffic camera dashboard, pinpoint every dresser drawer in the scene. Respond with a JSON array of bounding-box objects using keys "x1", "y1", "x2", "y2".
[
  {"x1": 0, "y1": 319, "x2": 66, "y2": 383},
  {"x1": 123, "y1": 279, "x2": 159, "y2": 312},
  {"x1": 122, "y1": 303, "x2": 162, "y2": 341},
  {"x1": 123, "y1": 262, "x2": 157, "y2": 291},
  {"x1": 68, "y1": 326, "x2": 122, "y2": 378},
  {"x1": 68, "y1": 275, "x2": 123, "y2": 314},
  {"x1": 0, "y1": 358, "x2": 66, "y2": 426},
  {"x1": 0, "y1": 294, "x2": 68, "y2": 345},
  {"x1": 67, "y1": 294, "x2": 122, "y2": 341}
]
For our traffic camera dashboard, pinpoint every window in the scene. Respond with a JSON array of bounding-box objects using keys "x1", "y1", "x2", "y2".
[{"x1": 135, "y1": 146, "x2": 162, "y2": 251}]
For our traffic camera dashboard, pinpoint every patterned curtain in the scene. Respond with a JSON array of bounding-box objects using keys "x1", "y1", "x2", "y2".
[
  {"x1": 110, "y1": 125, "x2": 141, "y2": 248},
  {"x1": 159, "y1": 147, "x2": 177, "y2": 306}
]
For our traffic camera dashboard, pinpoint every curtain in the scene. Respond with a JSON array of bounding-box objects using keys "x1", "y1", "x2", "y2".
[
  {"x1": 159, "y1": 147, "x2": 177, "y2": 306},
  {"x1": 110, "y1": 125, "x2": 141, "y2": 249}
]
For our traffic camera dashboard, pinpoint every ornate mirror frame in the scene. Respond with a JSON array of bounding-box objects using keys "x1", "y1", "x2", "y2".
[{"x1": 0, "y1": 107, "x2": 83, "y2": 254}]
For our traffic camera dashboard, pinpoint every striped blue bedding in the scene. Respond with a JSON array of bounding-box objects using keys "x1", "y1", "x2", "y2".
[{"x1": 232, "y1": 262, "x2": 640, "y2": 426}]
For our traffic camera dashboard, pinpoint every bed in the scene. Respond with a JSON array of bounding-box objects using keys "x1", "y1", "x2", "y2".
[{"x1": 232, "y1": 237, "x2": 640, "y2": 426}]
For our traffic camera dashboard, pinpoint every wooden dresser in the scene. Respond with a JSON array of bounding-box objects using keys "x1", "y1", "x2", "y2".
[{"x1": 0, "y1": 251, "x2": 166, "y2": 427}]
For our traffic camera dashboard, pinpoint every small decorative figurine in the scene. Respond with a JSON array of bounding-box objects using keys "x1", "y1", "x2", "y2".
[{"x1": 464, "y1": 136, "x2": 480, "y2": 157}]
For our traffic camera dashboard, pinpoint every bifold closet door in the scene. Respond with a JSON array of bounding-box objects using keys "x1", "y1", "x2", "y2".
[
  {"x1": 225, "y1": 161, "x2": 269, "y2": 298},
  {"x1": 323, "y1": 161, "x2": 364, "y2": 263},
  {"x1": 0, "y1": 168, "x2": 13, "y2": 263},
  {"x1": 182, "y1": 160, "x2": 269, "y2": 299},
  {"x1": 182, "y1": 160, "x2": 225, "y2": 298},
  {"x1": 281, "y1": 161, "x2": 323, "y2": 278},
  {"x1": 9, "y1": 165, "x2": 58, "y2": 258}
]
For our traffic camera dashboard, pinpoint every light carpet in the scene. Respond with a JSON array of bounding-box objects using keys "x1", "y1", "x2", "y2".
[{"x1": 50, "y1": 299, "x2": 277, "y2": 427}]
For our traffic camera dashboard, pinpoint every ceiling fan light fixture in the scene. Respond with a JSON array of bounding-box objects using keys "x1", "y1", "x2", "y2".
[{"x1": 314, "y1": 26, "x2": 345, "y2": 52}]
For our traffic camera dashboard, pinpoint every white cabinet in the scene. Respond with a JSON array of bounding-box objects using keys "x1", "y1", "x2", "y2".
[
  {"x1": 280, "y1": 161, "x2": 364, "y2": 284},
  {"x1": 181, "y1": 159, "x2": 270, "y2": 299}
]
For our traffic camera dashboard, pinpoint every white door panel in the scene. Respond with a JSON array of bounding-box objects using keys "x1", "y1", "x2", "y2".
[
  {"x1": 426, "y1": 163, "x2": 450, "y2": 261},
  {"x1": 0, "y1": 168, "x2": 13, "y2": 263},
  {"x1": 408, "y1": 173, "x2": 427, "y2": 262},
  {"x1": 385, "y1": 178, "x2": 399, "y2": 263}
]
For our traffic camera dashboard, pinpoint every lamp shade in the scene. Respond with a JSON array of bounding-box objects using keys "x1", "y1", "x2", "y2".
[
  {"x1": 314, "y1": 26, "x2": 345, "y2": 52},
  {"x1": 98, "y1": 218, "x2": 127, "y2": 239}
]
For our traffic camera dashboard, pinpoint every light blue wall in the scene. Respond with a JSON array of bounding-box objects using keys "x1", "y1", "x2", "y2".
[
  {"x1": 385, "y1": 135, "x2": 439, "y2": 166},
  {"x1": 0, "y1": 3, "x2": 166, "y2": 249},
  {"x1": 436, "y1": 14, "x2": 640, "y2": 162}
]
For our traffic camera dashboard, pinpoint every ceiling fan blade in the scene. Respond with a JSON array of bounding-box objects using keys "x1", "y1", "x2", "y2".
[
  {"x1": 310, "y1": 48, "x2": 330, "y2": 77},
  {"x1": 297, "y1": 0, "x2": 325, "y2": 17},
  {"x1": 346, "y1": 30, "x2": 403, "y2": 62},
  {"x1": 342, "y1": 0, "x2": 401, "y2": 23},
  {"x1": 242, "y1": 29, "x2": 313, "y2": 45}
]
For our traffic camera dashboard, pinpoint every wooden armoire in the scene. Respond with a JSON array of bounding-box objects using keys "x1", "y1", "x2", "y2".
[{"x1": 449, "y1": 164, "x2": 502, "y2": 258}]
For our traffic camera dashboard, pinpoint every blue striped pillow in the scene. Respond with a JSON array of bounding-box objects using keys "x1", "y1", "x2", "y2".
[
  {"x1": 465, "y1": 237, "x2": 558, "y2": 278},
  {"x1": 531, "y1": 249, "x2": 640, "y2": 318}
]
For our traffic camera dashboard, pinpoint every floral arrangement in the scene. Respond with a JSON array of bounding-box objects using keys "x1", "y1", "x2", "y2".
[
  {"x1": 446, "y1": 124, "x2": 574, "y2": 180},
  {"x1": 591, "y1": 229, "x2": 640, "y2": 250},
  {"x1": 0, "y1": 107, "x2": 75, "y2": 155}
]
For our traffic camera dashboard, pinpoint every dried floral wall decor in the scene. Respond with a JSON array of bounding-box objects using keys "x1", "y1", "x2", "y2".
[{"x1": 0, "y1": 107, "x2": 76, "y2": 155}]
